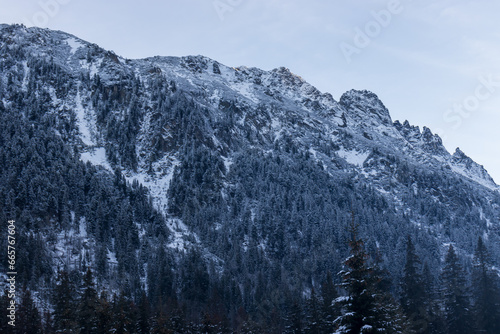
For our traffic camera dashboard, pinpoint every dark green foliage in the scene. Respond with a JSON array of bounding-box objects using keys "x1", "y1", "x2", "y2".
[
  {"x1": 336, "y1": 220, "x2": 379, "y2": 333},
  {"x1": 400, "y1": 236, "x2": 428, "y2": 332},
  {"x1": 53, "y1": 270, "x2": 78, "y2": 333},
  {"x1": 17, "y1": 289, "x2": 43, "y2": 334},
  {"x1": 320, "y1": 271, "x2": 338, "y2": 333},
  {"x1": 285, "y1": 300, "x2": 303, "y2": 334},
  {"x1": 472, "y1": 237, "x2": 500, "y2": 334},
  {"x1": 335, "y1": 218, "x2": 408, "y2": 334},
  {"x1": 96, "y1": 292, "x2": 113, "y2": 334},
  {"x1": 303, "y1": 289, "x2": 322, "y2": 334},
  {"x1": 441, "y1": 245, "x2": 474, "y2": 334},
  {"x1": 78, "y1": 268, "x2": 99, "y2": 334}
]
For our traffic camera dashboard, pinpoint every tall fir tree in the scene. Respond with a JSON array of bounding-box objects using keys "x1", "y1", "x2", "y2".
[
  {"x1": 78, "y1": 267, "x2": 99, "y2": 334},
  {"x1": 284, "y1": 300, "x2": 303, "y2": 334},
  {"x1": 111, "y1": 293, "x2": 135, "y2": 334},
  {"x1": 16, "y1": 288, "x2": 43, "y2": 334},
  {"x1": 53, "y1": 270, "x2": 78, "y2": 333},
  {"x1": 138, "y1": 291, "x2": 151, "y2": 334},
  {"x1": 335, "y1": 216, "x2": 377, "y2": 333},
  {"x1": 321, "y1": 271, "x2": 338, "y2": 333},
  {"x1": 304, "y1": 288, "x2": 322, "y2": 334},
  {"x1": 96, "y1": 292, "x2": 113, "y2": 334},
  {"x1": 421, "y1": 262, "x2": 445, "y2": 334},
  {"x1": 400, "y1": 236, "x2": 427, "y2": 333},
  {"x1": 335, "y1": 214, "x2": 408, "y2": 334},
  {"x1": 472, "y1": 237, "x2": 500, "y2": 334},
  {"x1": 441, "y1": 245, "x2": 473, "y2": 334}
]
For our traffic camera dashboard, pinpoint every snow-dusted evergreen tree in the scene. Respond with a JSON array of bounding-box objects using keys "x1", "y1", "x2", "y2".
[
  {"x1": 304, "y1": 288, "x2": 322, "y2": 334},
  {"x1": 472, "y1": 237, "x2": 500, "y2": 333},
  {"x1": 441, "y1": 245, "x2": 473, "y2": 334},
  {"x1": 334, "y1": 214, "x2": 408, "y2": 334},
  {"x1": 334, "y1": 216, "x2": 376, "y2": 333},
  {"x1": 284, "y1": 300, "x2": 303, "y2": 334}
]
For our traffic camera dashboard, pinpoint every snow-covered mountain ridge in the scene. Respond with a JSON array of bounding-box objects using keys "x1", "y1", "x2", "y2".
[
  {"x1": 2, "y1": 24, "x2": 496, "y2": 192},
  {"x1": 2, "y1": 24, "x2": 500, "y2": 308}
]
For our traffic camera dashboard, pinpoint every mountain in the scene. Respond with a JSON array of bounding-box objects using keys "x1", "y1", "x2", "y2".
[{"x1": 1, "y1": 24, "x2": 500, "y2": 331}]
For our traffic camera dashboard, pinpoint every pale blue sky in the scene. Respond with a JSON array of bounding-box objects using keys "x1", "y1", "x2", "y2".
[{"x1": 2, "y1": 0, "x2": 500, "y2": 182}]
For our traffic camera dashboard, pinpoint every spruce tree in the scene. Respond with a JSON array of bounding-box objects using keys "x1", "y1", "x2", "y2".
[
  {"x1": 78, "y1": 267, "x2": 99, "y2": 334},
  {"x1": 96, "y1": 292, "x2": 113, "y2": 334},
  {"x1": 53, "y1": 270, "x2": 78, "y2": 333},
  {"x1": 421, "y1": 262, "x2": 445, "y2": 334},
  {"x1": 17, "y1": 288, "x2": 43, "y2": 334},
  {"x1": 335, "y1": 216, "x2": 379, "y2": 333},
  {"x1": 335, "y1": 214, "x2": 408, "y2": 334},
  {"x1": 400, "y1": 236, "x2": 427, "y2": 332},
  {"x1": 472, "y1": 237, "x2": 500, "y2": 334},
  {"x1": 441, "y1": 245, "x2": 473, "y2": 334},
  {"x1": 304, "y1": 288, "x2": 321, "y2": 334},
  {"x1": 138, "y1": 291, "x2": 151, "y2": 334},
  {"x1": 284, "y1": 300, "x2": 303, "y2": 334},
  {"x1": 321, "y1": 271, "x2": 338, "y2": 333},
  {"x1": 111, "y1": 293, "x2": 135, "y2": 334}
]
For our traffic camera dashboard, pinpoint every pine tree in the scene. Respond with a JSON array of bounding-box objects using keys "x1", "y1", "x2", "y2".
[
  {"x1": 400, "y1": 236, "x2": 427, "y2": 332},
  {"x1": 441, "y1": 245, "x2": 473, "y2": 334},
  {"x1": 17, "y1": 288, "x2": 43, "y2": 334},
  {"x1": 78, "y1": 267, "x2": 99, "y2": 334},
  {"x1": 421, "y1": 262, "x2": 445, "y2": 334},
  {"x1": 96, "y1": 292, "x2": 113, "y2": 334},
  {"x1": 335, "y1": 214, "x2": 408, "y2": 334},
  {"x1": 321, "y1": 271, "x2": 338, "y2": 333},
  {"x1": 138, "y1": 291, "x2": 151, "y2": 334},
  {"x1": 111, "y1": 293, "x2": 135, "y2": 334},
  {"x1": 284, "y1": 300, "x2": 303, "y2": 334},
  {"x1": 150, "y1": 308, "x2": 170, "y2": 334},
  {"x1": 43, "y1": 309, "x2": 55, "y2": 334},
  {"x1": 53, "y1": 270, "x2": 78, "y2": 333},
  {"x1": 472, "y1": 237, "x2": 500, "y2": 334},
  {"x1": 304, "y1": 288, "x2": 322, "y2": 334},
  {"x1": 335, "y1": 216, "x2": 378, "y2": 333}
]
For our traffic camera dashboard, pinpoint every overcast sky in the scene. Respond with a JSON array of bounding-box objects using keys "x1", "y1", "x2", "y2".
[{"x1": 2, "y1": 0, "x2": 500, "y2": 182}]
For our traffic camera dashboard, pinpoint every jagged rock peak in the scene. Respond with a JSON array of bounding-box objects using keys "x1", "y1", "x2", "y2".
[
  {"x1": 451, "y1": 148, "x2": 497, "y2": 190},
  {"x1": 422, "y1": 126, "x2": 442, "y2": 144},
  {"x1": 270, "y1": 66, "x2": 309, "y2": 86},
  {"x1": 453, "y1": 147, "x2": 472, "y2": 163},
  {"x1": 339, "y1": 89, "x2": 392, "y2": 125}
]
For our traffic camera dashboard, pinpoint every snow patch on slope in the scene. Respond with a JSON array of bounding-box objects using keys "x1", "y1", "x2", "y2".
[
  {"x1": 126, "y1": 156, "x2": 180, "y2": 215},
  {"x1": 80, "y1": 147, "x2": 112, "y2": 171},
  {"x1": 337, "y1": 148, "x2": 369, "y2": 167},
  {"x1": 450, "y1": 164, "x2": 499, "y2": 192},
  {"x1": 66, "y1": 37, "x2": 83, "y2": 54},
  {"x1": 74, "y1": 90, "x2": 95, "y2": 146}
]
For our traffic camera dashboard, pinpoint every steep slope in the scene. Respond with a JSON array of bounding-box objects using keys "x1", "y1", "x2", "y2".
[{"x1": 1, "y1": 24, "x2": 500, "y2": 328}]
